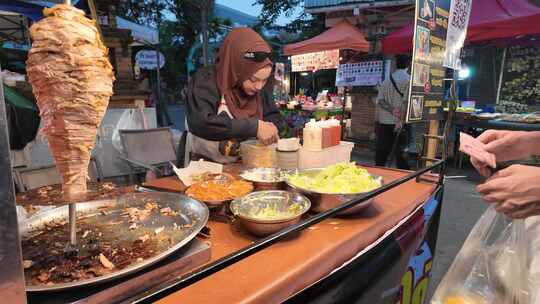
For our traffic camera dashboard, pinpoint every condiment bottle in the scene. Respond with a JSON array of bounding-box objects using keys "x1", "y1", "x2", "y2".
[
  {"x1": 319, "y1": 120, "x2": 332, "y2": 149},
  {"x1": 328, "y1": 117, "x2": 342, "y2": 146},
  {"x1": 303, "y1": 119, "x2": 322, "y2": 151}
]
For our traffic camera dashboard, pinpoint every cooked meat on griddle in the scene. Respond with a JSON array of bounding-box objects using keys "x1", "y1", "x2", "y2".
[
  {"x1": 26, "y1": 4, "x2": 114, "y2": 200},
  {"x1": 22, "y1": 221, "x2": 160, "y2": 286}
]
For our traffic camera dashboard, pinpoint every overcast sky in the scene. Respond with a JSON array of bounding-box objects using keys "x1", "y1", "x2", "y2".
[{"x1": 216, "y1": 0, "x2": 302, "y2": 25}]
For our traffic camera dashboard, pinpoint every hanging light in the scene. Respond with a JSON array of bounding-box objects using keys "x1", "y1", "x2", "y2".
[{"x1": 458, "y1": 64, "x2": 471, "y2": 79}]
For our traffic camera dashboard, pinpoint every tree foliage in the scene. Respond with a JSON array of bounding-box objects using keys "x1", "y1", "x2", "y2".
[
  {"x1": 117, "y1": 0, "x2": 168, "y2": 26},
  {"x1": 118, "y1": 0, "x2": 230, "y2": 92},
  {"x1": 255, "y1": 0, "x2": 302, "y2": 27},
  {"x1": 255, "y1": 0, "x2": 325, "y2": 45}
]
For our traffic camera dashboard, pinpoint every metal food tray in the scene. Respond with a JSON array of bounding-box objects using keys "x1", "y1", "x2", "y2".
[
  {"x1": 285, "y1": 168, "x2": 383, "y2": 215},
  {"x1": 21, "y1": 192, "x2": 209, "y2": 292}
]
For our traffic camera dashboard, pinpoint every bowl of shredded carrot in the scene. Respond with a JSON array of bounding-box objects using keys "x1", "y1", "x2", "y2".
[{"x1": 185, "y1": 173, "x2": 253, "y2": 208}]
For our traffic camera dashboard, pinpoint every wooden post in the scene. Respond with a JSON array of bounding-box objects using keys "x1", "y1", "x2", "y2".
[{"x1": 426, "y1": 120, "x2": 439, "y2": 166}]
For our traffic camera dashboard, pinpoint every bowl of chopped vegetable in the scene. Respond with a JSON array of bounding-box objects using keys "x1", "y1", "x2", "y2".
[
  {"x1": 239, "y1": 167, "x2": 285, "y2": 191},
  {"x1": 230, "y1": 190, "x2": 311, "y2": 237},
  {"x1": 285, "y1": 163, "x2": 383, "y2": 215}
]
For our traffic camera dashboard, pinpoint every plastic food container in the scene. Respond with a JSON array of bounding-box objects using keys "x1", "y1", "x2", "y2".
[
  {"x1": 277, "y1": 150, "x2": 299, "y2": 169},
  {"x1": 298, "y1": 141, "x2": 354, "y2": 169},
  {"x1": 240, "y1": 140, "x2": 277, "y2": 168}
]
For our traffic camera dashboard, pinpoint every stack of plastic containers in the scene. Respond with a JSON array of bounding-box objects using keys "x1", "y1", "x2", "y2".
[{"x1": 300, "y1": 118, "x2": 351, "y2": 169}]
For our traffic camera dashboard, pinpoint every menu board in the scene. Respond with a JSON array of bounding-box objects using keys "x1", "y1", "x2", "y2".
[
  {"x1": 405, "y1": 0, "x2": 451, "y2": 123},
  {"x1": 291, "y1": 50, "x2": 339, "y2": 72},
  {"x1": 336, "y1": 60, "x2": 385, "y2": 87}
]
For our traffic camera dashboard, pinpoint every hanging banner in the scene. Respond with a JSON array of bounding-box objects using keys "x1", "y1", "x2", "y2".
[
  {"x1": 443, "y1": 0, "x2": 472, "y2": 69},
  {"x1": 335, "y1": 60, "x2": 384, "y2": 86},
  {"x1": 336, "y1": 50, "x2": 386, "y2": 87},
  {"x1": 291, "y1": 50, "x2": 339, "y2": 72},
  {"x1": 406, "y1": 0, "x2": 451, "y2": 123},
  {"x1": 336, "y1": 49, "x2": 386, "y2": 87}
]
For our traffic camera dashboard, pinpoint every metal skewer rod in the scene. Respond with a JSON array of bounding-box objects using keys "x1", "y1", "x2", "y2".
[
  {"x1": 69, "y1": 204, "x2": 77, "y2": 246},
  {"x1": 63, "y1": 0, "x2": 77, "y2": 248}
]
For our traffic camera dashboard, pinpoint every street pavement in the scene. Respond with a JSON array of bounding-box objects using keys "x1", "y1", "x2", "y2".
[{"x1": 426, "y1": 167, "x2": 487, "y2": 299}]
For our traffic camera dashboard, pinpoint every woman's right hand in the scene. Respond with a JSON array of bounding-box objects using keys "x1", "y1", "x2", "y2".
[{"x1": 257, "y1": 120, "x2": 279, "y2": 146}]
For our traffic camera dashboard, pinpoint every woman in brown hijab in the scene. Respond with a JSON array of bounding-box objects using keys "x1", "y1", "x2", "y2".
[{"x1": 185, "y1": 28, "x2": 284, "y2": 164}]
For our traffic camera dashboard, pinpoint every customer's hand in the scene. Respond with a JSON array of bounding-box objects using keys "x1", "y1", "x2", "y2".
[
  {"x1": 479, "y1": 130, "x2": 535, "y2": 161},
  {"x1": 257, "y1": 120, "x2": 279, "y2": 146},
  {"x1": 470, "y1": 130, "x2": 534, "y2": 177},
  {"x1": 476, "y1": 164, "x2": 540, "y2": 219}
]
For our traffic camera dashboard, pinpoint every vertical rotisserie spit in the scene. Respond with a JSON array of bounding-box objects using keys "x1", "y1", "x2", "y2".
[{"x1": 26, "y1": 4, "x2": 114, "y2": 200}]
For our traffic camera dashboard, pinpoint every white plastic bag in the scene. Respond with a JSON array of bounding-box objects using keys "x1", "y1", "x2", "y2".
[
  {"x1": 111, "y1": 108, "x2": 148, "y2": 153},
  {"x1": 525, "y1": 217, "x2": 540, "y2": 304},
  {"x1": 432, "y1": 205, "x2": 530, "y2": 304}
]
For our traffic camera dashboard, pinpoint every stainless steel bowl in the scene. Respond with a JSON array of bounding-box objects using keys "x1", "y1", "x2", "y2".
[
  {"x1": 284, "y1": 168, "x2": 383, "y2": 216},
  {"x1": 240, "y1": 167, "x2": 285, "y2": 191},
  {"x1": 230, "y1": 191, "x2": 311, "y2": 237}
]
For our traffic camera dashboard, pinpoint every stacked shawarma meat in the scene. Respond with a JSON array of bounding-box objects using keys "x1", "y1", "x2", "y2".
[{"x1": 26, "y1": 5, "x2": 114, "y2": 200}]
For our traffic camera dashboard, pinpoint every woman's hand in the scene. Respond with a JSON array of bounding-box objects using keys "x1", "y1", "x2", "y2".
[
  {"x1": 476, "y1": 164, "x2": 540, "y2": 219},
  {"x1": 257, "y1": 120, "x2": 279, "y2": 146}
]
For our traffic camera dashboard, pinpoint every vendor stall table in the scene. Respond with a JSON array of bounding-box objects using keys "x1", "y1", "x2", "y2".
[
  {"x1": 465, "y1": 119, "x2": 540, "y2": 131},
  {"x1": 18, "y1": 165, "x2": 443, "y2": 304},
  {"x1": 132, "y1": 165, "x2": 442, "y2": 304}
]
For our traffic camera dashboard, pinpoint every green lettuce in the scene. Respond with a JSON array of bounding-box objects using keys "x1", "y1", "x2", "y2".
[{"x1": 288, "y1": 163, "x2": 381, "y2": 194}]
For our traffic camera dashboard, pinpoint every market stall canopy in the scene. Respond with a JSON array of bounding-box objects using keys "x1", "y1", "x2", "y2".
[
  {"x1": 0, "y1": 0, "x2": 83, "y2": 21},
  {"x1": 0, "y1": 1, "x2": 157, "y2": 46},
  {"x1": 0, "y1": 11, "x2": 28, "y2": 44},
  {"x1": 382, "y1": 0, "x2": 540, "y2": 54},
  {"x1": 116, "y1": 17, "x2": 158, "y2": 45},
  {"x1": 283, "y1": 20, "x2": 369, "y2": 56}
]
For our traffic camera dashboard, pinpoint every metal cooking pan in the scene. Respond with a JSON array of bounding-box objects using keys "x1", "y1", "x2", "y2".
[{"x1": 21, "y1": 192, "x2": 209, "y2": 292}]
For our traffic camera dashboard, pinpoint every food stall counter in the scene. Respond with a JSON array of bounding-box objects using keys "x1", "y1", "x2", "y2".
[{"x1": 142, "y1": 166, "x2": 438, "y2": 304}]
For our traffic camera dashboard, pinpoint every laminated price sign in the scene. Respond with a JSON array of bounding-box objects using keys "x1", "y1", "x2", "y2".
[
  {"x1": 444, "y1": 0, "x2": 472, "y2": 69},
  {"x1": 406, "y1": 0, "x2": 451, "y2": 123}
]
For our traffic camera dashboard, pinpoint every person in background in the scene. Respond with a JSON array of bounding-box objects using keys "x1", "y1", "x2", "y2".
[
  {"x1": 185, "y1": 28, "x2": 284, "y2": 164},
  {"x1": 472, "y1": 130, "x2": 540, "y2": 219},
  {"x1": 374, "y1": 55, "x2": 412, "y2": 169}
]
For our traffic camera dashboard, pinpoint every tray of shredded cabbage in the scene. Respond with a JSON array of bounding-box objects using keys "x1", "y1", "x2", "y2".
[{"x1": 286, "y1": 163, "x2": 382, "y2": 194}]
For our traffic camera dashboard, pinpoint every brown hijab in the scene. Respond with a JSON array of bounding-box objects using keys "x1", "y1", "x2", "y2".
[{"x1": 216, "y1": 28, "x2": 272, "y2": 119}]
